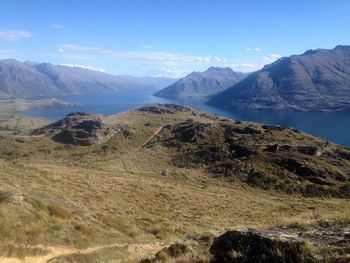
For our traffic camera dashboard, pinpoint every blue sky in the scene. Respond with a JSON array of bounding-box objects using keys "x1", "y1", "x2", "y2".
[{"x1": 0, "y1": 0, "x2": 349, "y2": 77}]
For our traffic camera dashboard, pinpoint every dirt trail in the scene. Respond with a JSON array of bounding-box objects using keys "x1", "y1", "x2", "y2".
[
  {"x1": 0, "y1": 241, "x2": 166, "y2": 263},
  {"x1": 142, "y1": 126, "x2": 164, "y2": 147},
  {"x1": 118, "y1": 125, "x2": 165, "y2": 174}
]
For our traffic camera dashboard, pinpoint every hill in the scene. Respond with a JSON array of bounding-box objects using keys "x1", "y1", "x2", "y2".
[
  {"x1": 0, "y1": 59, "x2": 176, "y2": 98},
  {"x1": 154, "y1": 67, "x2": 246, "y2": 100},
  {"x1": 0, "y1": 104, "x2": 349, "y2": 262},
  {"x1": 208, "y1": 45, "x2": 350, "y2": 111}
]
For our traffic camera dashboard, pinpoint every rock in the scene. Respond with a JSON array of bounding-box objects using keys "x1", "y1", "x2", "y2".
[
  {"x1": 230, "y1": 144, "x2": 256, "y2": 158},
  {"x1": 137, "y1": 104, "x2": 191, "y2": 114},
  {"x1": 336, "y1": 150, "x2": 350, "y2": 160},
  {"x1": 297, "y1": 146, "x2": 323, "y2": 156},
  {"x1": 209, "y1": 230, "x2": 318, "y2": 263},
  {"x1": 172, "y1": 122, "x2": 210, "y2": 143},
  {"x1": 262, "y1": 125, "x2": 286, "y2": 131},
  {"x1": 265, "y1": 143, "x2": 279, "y2": 152},
  {"x1": 31, "y1": 112, "x2": 94, "y2": 135},
  {"x1": 278, "y1": 158, "x2": 318, "y2": 177},
  {"x1": 31, "y1": 112, "x2": 115, "y2": 146},
  {"x1": 52, "y1": 119, "x2": 103, "y2": 146},
  {"x1": 140, "y1": 243, "x2": 193, "y2": 263},
  {"x1": 230, "y1": 126, "x2": 262, "y2": 135}
]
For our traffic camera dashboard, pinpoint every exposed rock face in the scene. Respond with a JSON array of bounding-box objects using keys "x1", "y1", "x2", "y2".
[
  {"x1": 137, "y1": 104, "x2": 191, "y2": 114},
  {"x1": 208, "y1": 46, "x2": 350, "y2": 111},
  {"x1": 31, "y1": 112, "x2": 111, "y2": 146},
  {"x1": 210, "y1": 230, "x2": 318, "y2": 263},
  {"x1": 154, "y1": 67, "x2": 247, "y2": 100},
  {"x1": 52, "y1": 120, "x2": 103, "y2": 146}
]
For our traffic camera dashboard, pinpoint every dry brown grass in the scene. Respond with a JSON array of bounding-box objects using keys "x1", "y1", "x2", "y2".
[{"x1": 0, "y1": 108, "x2": 349, "y2": 262}]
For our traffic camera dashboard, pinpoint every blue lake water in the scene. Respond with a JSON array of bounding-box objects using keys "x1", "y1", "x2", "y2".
[{"x1": 25, "y1": 91, "x2": 350, "y2": 147}]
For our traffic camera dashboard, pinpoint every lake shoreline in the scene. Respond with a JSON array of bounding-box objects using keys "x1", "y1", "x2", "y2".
[{"x1": 23, "y1": 91, "x2": 350, "y2": 147}]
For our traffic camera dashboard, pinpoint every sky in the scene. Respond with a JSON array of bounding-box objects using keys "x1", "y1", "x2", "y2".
[{"x1": 0, "y1": 0, "x2": 350, "y2": 77}]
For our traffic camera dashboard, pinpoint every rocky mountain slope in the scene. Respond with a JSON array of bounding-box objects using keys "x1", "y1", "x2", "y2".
[
  {"x1": 0, "y1": 104, "x2": 349, "y2": 262},
  {"x1": 0, "y1": 59, "x2": 176, "y2": 98},
  {"x1": 208, "y1": 46, "x2": 350, "y2": 111},
  {"x1": 154, "y1": 67, "x2": 246, "y2": 100},
  {"x1": 31, "y1": 104, "x2": 350, "y2": 198}
]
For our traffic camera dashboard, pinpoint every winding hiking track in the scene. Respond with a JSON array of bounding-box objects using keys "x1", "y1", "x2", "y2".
[
  {"x1": 0, "y1": 242, "x2": 166, "y2": 263},
  {"x1": 0, "y1": 127, "x2": 169, "y2": 263},
  {"x1": 142, "y1": 126, "x2": 164, "y2": 147}
]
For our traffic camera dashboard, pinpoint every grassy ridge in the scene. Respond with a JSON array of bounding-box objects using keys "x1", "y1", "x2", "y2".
[{"x1": 0, "y1": 105, "x2": 349, "y2": 262}]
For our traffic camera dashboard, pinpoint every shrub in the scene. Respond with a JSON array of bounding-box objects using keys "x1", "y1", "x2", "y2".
[
  {"x1": 47, "y1": 204, "x2": 71, "y2": 218},
  {"x1": 0, "y1": 190, "x2": 12, "y2": 204}
]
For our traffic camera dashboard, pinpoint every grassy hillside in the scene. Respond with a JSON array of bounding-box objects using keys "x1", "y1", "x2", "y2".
[{"x1": 0, "y1": 104, "x2": 349, "y2": 262}]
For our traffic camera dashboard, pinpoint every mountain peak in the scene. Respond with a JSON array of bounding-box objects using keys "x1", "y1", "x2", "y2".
[
  {"x1": 208, "y1": 46, "x2": 350, "y2": 111},
  {"x1": 154, "y1": 67, "x2": 247, "y2": 100},
  {"x1": 334, "y1": 45, "x2": 350, "y2": 51}
]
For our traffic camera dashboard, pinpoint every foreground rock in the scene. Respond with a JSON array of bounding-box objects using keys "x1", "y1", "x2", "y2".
[
  {"x1": 210, "y1": 230, "x2": 317, "y2": 263},
  {"x1": 141, "y1": 224, "x2": 350, "y2": 263}
]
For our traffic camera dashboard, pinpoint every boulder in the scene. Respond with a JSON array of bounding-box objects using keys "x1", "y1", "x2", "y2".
[{"x1": 209, "y1": 230, "x2": 318, "y2": 263}]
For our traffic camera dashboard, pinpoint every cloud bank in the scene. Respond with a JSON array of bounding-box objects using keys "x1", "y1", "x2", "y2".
[
  {"x1": 52, "y1": 44, "x2": 282, "y2": 77},
  {"x1": 0, "y1": 30, "x2": 32, "y2": 42}
]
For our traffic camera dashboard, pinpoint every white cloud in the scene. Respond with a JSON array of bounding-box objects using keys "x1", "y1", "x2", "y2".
[
  {"x1": 142, "y1": 45, "x2": 154, "y2": 49},
  {"x1": 50, "y1": 24, "x2": 64, "y2": 29},
  {"x1": 52, "y1": 43, "x2": 281, "y2": 77},
  {"x1": 246, "y1": 47, "x2": 263, "y2": 52},
  {"x1": 0, "y1": 50, "x2": 17, "y2": 59},
  {"x1": 214, "y1": 56, "x2": 222, "y2": 62},
  {"x1": 59, "y1": 44, "x2": 100, "y2": 51},
  {"x1": 0, "y1": 30, "x2": 32, "y2": 42},
  {"x1": 231, "y1": 53, "x2": 282, "y2": 72},
  {"x1": 263, "y1": 53, "x2": 282, "y2": 64},
  {"x1": 60, "y1": 64, "x2": 106, "y2": 73}
]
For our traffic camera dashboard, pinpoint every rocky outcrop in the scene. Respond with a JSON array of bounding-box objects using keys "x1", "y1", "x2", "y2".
[
  {"x1": 31, "y1": 112, "x2": 113, "y2": 146},
  {"x1": 137, "y1": 104, "x2": 191, "y2": 114},
  {"x1": 52, "y1": 120, "x2": 104, "y2": 146},
  {"x1": 152, "y1": 116, "x2": 350, "y2": 198}
]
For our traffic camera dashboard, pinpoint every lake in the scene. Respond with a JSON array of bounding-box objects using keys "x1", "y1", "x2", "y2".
[{"x1": 25, "y1": 91, "x2": 350, "y2": 147}]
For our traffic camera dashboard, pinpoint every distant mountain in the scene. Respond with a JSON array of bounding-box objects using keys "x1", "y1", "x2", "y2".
[
  {"x1": 208, "y1": 46, "x2": 350, "y2": 112},
  {"x1": 154, "y1": 67, "x2": 247, "y2": 100},
  {"x1": 0, "y1": 59, "x2": 176, "y2": 98}
]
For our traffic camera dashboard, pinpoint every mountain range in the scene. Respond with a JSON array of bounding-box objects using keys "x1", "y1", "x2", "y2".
[
  {"x1": 154, "y1": 67, "x2": 246, "y2": 100},
  {"x1": 208, "y1": 45, "x2": 350, "y2": 111},
  {"x1": 0, "y1": 59, "x2": 176, "y2": 98}
]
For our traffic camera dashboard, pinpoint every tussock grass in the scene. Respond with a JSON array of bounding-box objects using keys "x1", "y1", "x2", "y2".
[{"x1": 0, "y1": 107, "x2": 349, "y2": 261}]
